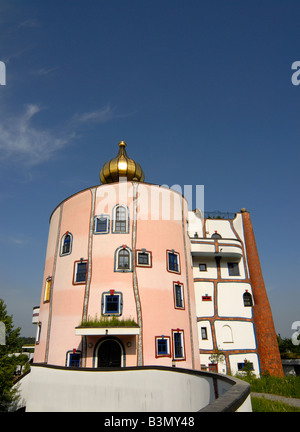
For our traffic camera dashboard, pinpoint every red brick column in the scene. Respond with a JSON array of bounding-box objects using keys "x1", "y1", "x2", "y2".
[{"x1": 241, "y1": 209, "x2": 283, "y2": 377}]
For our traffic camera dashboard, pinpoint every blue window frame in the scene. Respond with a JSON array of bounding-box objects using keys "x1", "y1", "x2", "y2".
[
  {"x1": 114, "y1": 246, "x2": 133, "y2": 272},
  {"x1": 173, "y1": 333, "x2": 182, "y2": 358},
  {"x1": 157, "y1": 339, "x2": 168, "y2": 355},
  {"x1": 167, "y1": 250, "x2": 180, "y2": 273},
  {"x1": 118, "y1": 249, "x2": 130, "y2": 269},
  {"x1": 102, "y1": 291, "x2": 123, "y2": 316},
  {"x1": 155, "y1": 336, "x2": 170, "y2": 357},
  {"x1": 174, "y1": 283, "x2": 184, "y2": 309},
  {"x1": 237, "y1": 362, "x2": 254, "y2": 371},
  {"x1": 69, "y1": 353, "x2": 81, "y2": 367},
  {"x1": 63, "y1": 234, "x2": 71, "y2": 254},
  {"x1": 94, "y1": 215, "x2": 110, "y2": 234},
  {"x1": 75, "y1": 261, "x2": 87, "y2": 283},
  {"x1": 105, "y1": 295, "x2": 120, "y2": 314},
  {"x1": 60, "y1": 232, "x2": 73, "y2": 256},
  {"x1": 172, "y1": 330, "x2": 185, "y2": 360}
]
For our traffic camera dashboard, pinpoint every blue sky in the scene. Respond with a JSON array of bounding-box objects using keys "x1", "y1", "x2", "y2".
[{"x1": 0, "y1": 1, "x2": 299, "y2": 338}]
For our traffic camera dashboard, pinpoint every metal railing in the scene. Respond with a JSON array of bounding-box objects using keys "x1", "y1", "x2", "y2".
[{"x1": 204, "y1": 211, "x2": 236, "y2": 220}]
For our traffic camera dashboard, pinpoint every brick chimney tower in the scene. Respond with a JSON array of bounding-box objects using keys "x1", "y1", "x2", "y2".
[{"x1": 241, "y1": 209, "x2": 283, "y2": 377}]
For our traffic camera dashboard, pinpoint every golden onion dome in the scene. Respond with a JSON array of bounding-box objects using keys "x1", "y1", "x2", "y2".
[{"x1": 100, "y1": 141, "x2": 145, "y2": 184}]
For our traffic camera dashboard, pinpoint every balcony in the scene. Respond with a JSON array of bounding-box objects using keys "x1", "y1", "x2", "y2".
[
  {"x1": 75, "y1": 326, "x2": 140, "y2": 336},
  {"x1": 190, "y1": 238, "x2": 243, "y2": 259},
  {"x1": 75, "y1": 316, "x2": 140, "y2": 337}
]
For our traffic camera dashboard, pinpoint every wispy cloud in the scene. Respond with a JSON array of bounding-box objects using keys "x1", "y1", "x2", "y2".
[
  {"x1": 72, "y1": 104, "x2": 116, "y2": 124},
  {"x1": 0, "y1": 104, "x2": 72, "y2": 167},
  {"x1": 72, "y1": 104, "x2": 133, "y2": 124},
  {"x1": 0, "y1": 233, "x2": 29, "y2": 247},
  {"x1": 18, "y1": 18, "x2": 40, "y2": 29},
  {"x1": 0, "y1": 103, "x2": 133, "y2": 169},
  {"x1": 32, "y1": 66, "x2": 59, "y2": 77}
]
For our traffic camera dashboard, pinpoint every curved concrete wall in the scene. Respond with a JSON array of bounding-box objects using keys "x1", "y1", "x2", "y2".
[{"x1": 21, "y1": 365, "x2": 251, "y2": 412}]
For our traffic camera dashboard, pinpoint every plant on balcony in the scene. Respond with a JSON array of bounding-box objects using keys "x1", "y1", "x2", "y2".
[{"x1": 78, "y1": 314, "x2": 139, "y2": 328}]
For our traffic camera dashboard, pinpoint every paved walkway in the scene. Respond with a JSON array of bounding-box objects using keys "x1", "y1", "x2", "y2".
[{"x1": 251, "y1": 392, "x2": 300, "y2": 408}]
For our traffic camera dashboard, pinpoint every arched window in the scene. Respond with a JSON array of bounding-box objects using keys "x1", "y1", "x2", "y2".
[
  {"x1": 222, "y1": 325, "x2": 233, "y2": 343},
  {"x1": 115, "y1": 246, "x2": 133, "y2": 272},
  {"x1": 118, "y1": 249, "x2": 129, "y2": 269},
  {"x1": 243, "y1": 291, "x2": 253, "y2": 307},
  {"x1": 60, "y1": 232, "x2": 73, "y2": 256},
  {"x1": 112, "y1": 205, "x2": 129, "y2": 233},
  {"x1": 211, "y1": 232, "x2": 222, "y2": 239}
]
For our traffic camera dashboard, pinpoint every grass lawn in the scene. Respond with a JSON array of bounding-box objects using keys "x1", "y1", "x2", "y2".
[
  {"x1": 238, "y1": 375, "x2": 300, "y2": 412},
  {"x1": 251, "y1": 396, "x2": 300, "y2": 412},
  {"x1": 241, "y1": 374, "x2": 300, "y2": 398}
]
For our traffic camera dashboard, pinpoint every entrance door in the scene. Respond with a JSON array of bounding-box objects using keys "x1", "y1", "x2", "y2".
[{"x1": 98, "y1": 340, "x2": 122, "y2": 367}]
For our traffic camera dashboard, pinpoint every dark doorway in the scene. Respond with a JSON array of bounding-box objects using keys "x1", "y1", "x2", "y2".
[{"x1": 98, "y1": 340, "x2": 122, "y2": 367}]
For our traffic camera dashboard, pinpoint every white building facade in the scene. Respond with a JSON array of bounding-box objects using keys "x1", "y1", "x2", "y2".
[{"x1": 188, "y1": 210, "x2": 260, "y2": 376}]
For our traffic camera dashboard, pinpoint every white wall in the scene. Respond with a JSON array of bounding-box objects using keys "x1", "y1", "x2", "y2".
[
  {"x1": 214, "y1": 321, "x2": 256, "y2": 350},
  {"x1": 228, "y1": 353, "x2": 260, "y2": 377},
  {"x1": 25, "y1": 366, "x2": 215, "y2": 412},
  {"x1": 194, "y1": 281, "x2": 214, "y2": 317},
  {"x1": 205, "y1": 219, "x2": 237, "y2": 239},
  {"x1": 217, "y1": 283, "x2": 253, "y2": 318}
]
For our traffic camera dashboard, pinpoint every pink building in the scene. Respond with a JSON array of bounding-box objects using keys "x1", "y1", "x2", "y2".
[
  {"x1": 34, "y1": 141, "x2": 200, "y2": 370},
  {"x1": 33, "y1": 140, "x2": 282, "y2": 379}
]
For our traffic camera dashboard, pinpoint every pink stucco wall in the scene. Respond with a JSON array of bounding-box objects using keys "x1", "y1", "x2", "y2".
[{"x1": 34, "y1": 182, "x2": 200, "y2": 370}]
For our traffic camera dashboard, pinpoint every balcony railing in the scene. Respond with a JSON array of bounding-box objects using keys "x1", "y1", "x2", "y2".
[{"x1": 204, "y1": 211, "x2": 236, "y2": 220}]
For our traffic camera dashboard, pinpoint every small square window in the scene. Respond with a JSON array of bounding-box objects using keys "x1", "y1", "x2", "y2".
[
  {"x1": 73, "y1": 260, "x2": 88, "y2": 284},
  {"x1": 228, "y1": 262, "x2": 240, "y2": 276},
  {"x1": 237, "y1": 362, "x2": 253, "y2": 371},
  {"x1": 102, "y1": 291, "x2": 123, "y2": 316},
  {"x1": 155, "y1": 336, "x2": 171, "y2": 357},
  {"x1": 94, "y1": 215, "x2": 110, "y2": 234},
  {"x1": 199, "y1": 264, "x2": 207, "y2": 272},
  {"x1": 69, "y1": 353, "x2": 81, "y2": 367},
  {"x1": 136, "y1": 250, "x2": 152, "y2": 267}
]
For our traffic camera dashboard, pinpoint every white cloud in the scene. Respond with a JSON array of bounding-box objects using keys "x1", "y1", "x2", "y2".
[
  {"x1": 72, "y1": 104, "x2": 116, "y2": 124},
  {"x1": 72, "y1": 104, "x2": 133, "y2": 124},
  {"x1": 32, "y1": 66, "x2": 59, "y2": 76},
  {"x1": 0, "y1": 102, "x2": 132, "y2": 169},
  {"x1": 0, "y1": 104, "x2": 72, "y2": 166}
]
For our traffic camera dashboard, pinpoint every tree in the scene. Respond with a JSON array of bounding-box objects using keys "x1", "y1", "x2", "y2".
[
  {"x1": 277, "y1": 334, "x2": 300, "y2": 359},
  {"x1": 209, "y1": 347, "x2": 226, "y2": 368},
  {"x1": 0, "y1": 299, "x2": 27, "y2": 411}
]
